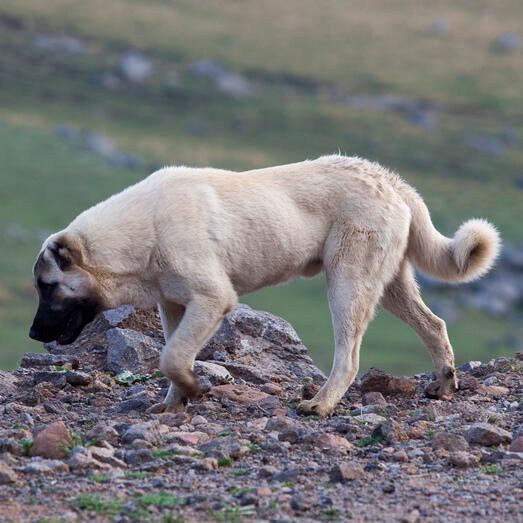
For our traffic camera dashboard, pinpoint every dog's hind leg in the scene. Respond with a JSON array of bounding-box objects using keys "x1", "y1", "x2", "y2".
[
  {"x1": 297, "y1": 229, "x2": 400, "y2": 417},
  {"x1": 380, "y1": 261, "x2": 457, "y2": 399},
  {"x1": 159, "y1": 289, "x2": 237, "y2": 409}
]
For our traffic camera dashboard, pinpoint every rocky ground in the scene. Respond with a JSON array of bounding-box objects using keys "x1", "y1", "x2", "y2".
[{"x1": 0, "y1": 305, "x2": 521, "y2": 522}]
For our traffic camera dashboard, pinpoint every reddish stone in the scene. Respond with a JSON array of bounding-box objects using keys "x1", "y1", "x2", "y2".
[
  {"x1": 30, "y1": 421, "x2": 71, "y2": 460},
  {"x1": 210, "y1": 384, "x2": 268, "y2": 405},
  {"x1": 315, "y1": 433, "x2": 352, "y2": 452},
  {"x1": 387, "y1": 377, "x2": 416, "y2": 397}
]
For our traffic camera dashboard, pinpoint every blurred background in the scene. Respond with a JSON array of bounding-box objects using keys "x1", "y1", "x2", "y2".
[{"x1": 1, "y1": 1, "x2": 522, "y2": 373}]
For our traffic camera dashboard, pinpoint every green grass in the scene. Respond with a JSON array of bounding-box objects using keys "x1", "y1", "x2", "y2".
[
  {"x1": 0, "y1": 1, "x2": 521, "y2": 374},
  {"x1": 72, "y1": 493, "x2": 123, "y2": 515}
]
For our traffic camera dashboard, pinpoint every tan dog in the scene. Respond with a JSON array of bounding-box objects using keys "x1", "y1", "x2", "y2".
[{"x1": 30, "y1": 155, "x2": 500, "y2": 416}]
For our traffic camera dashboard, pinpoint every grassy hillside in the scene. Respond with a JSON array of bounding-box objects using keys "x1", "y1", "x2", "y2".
[{"x1": 0, "y1": 1, "x2": 521, "y2": 371}]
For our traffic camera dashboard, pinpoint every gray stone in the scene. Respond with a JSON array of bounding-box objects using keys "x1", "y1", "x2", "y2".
[
  {"x1": 432, "y1": 432, "x2": 469, "y2": 452},
  {"x1": 119, "y1": 51, "x2": 153, "y2": 82},
  {"x1": 103, "y1": 305, "x2": 135, "y2": 326},
  {"x1": 330, "y1": 462, "x2": 365, "y2": 482},
  {"x1": 190, "y1": 59, "x2": 226, "y2": 80},
  {"x1": 449, "y1": 451, "x2": 480, "y2": 468},
  {"x1": 372, "y1": 419, "x2": 408, "y2": 442},
  {"x1": 24, "y1": 458, "x2": 69, "y2": 474},
  {"x1": 105, "y1": 328, "x2": 162, "y2": 374},
  {"x1": 362, "y1": 391, "x2": 386, "y2": 406},
  {"x1": 120, "y1": 420, "x2": 161, "y2": 446},
  {"x1": 0, "y1": 461, "x2": 17, "y2": 484},
  {"x1": 431, "y1": 19, "x2": 450, "y2": 35},
  {"x1": 117, "y1": 393, "x2": 153, "y2": 413},
  {"x1": 124, "y1": 448, "x2": 154, "y2": 465},
  {"x1": 65, "y1": 370, "x2": 91, "y2": 386},
  {"x1": 216, "y1": 73, "x2": 253, "y2": 99},
  {"x1": 199, "y1": 304, "x2": 324, "y2": 384},
  {"x1": 464, "y1": 423, "x2": 512, "y2": 446},
  {"x1": 33, "y1": 371, "x2": 67, "y2": 389},
  {"x1": 20, "y1": 353, "x2": 79, "y2": 369},
  {"x1": 464, "y1": 134, "x2": 506, "y2": 157}
]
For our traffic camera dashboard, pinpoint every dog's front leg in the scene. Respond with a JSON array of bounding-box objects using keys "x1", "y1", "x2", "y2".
[
  {"x1": 156, "y1": 292, "x2": 236, "y2": 412},
  {"x1": 149, "y1": 302, "x2": 186, "y2": 413}
]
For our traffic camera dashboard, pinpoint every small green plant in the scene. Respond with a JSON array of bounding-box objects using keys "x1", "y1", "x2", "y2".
[
  {"x1": 137, "y1": 491, "x2": 183, "y2": 508},
  {"x1": 230, "y1": 468, "x2": 249, "y2": 476},
  {"x1": 216, "y1": 429, "x2": 233, "y2": 437},
  {"x1": 114, "y1": 370, "x2": 163, "y2": 385},
  {"x1": 206, "y1": 505, "x2": 257, "y2": 521},
  {"x1": 357, "y1": 435, "x2": 384, "y2": 447},
  {"x1": 152, "y1": 448, "x2": 180, "y2": 460},
  {"x1": 72, "y1": 493, "x2": 122, "y2": 515},
  {"x1": 322, "y1": 482, "x2": 334, "y2": 489},
  {"x1": 426, "y1": 430, "x2": 435, "y2": 439},
  {"x1": 125, "y1": 471, "x2": 154, "y2": 480},
  {"x1": 218, "y1": 456, "x2": 233, "y2": 467},
  {"x1": 281, "y1": 481, "x2": 295, "y2": 488},
  {"x1": 323, "y1": 508, "x2": 342, "y2": 520},
  {"x1": 305, "y1": 415, "x2": 320, "y2": 421},
  {"x1": 487, "y1": 416, "x2": 499, "y2": 424},
  {"x1": 230, "y1": 487, "x2": 251, "y2": 496},
  {"x1": 19, "y1": 438, "x2": 33, "y2": 456},
  {"x1": 52, "y1": 365, "x2": 68, "y2": 372},
  {"x1": 89, "y1": 473, "x2": 111, "y2": 483},
  {"x1": 247, "y1": 443, "x2": 262, "y2": 454},
  {"x1": 483, "y1": 464, "x2": 503, "y2": 475}
]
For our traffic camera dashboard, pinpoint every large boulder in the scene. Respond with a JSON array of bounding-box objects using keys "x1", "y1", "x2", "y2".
[{"x1": 43, "y1": 304, "x2": 324, "y2": 385}]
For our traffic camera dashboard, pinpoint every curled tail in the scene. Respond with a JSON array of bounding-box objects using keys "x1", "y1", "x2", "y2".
[{"x1": 398, "y1": 184, "x2": 501, "y2": 283}]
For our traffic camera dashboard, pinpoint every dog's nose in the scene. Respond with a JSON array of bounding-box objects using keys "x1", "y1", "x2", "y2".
[{"x1": 29, "y1": 326, "x2": 40, "y2": 340}]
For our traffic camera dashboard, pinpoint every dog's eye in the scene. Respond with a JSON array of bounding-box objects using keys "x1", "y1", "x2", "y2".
[{"x1": 38, "y1": 279, "x2": 57, "y2": 292}]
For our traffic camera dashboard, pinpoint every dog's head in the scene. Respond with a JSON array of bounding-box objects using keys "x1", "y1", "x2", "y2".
[{"x1": 29, "y1": 232, "x2": 102, "y2": 345}]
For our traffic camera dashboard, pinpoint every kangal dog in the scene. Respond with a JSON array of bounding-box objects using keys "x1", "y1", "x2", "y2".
[{"x1": 30, "y1": 156, "x2": 500, "y2": 416}]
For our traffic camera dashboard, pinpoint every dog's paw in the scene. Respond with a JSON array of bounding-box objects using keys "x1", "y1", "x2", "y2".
[
  {"x1": 424, "y1": 380, "x2": 455, "y2": 401},
  {"x1": 296, "y1": 399, "x2": 334, "y2": 418},
  {"x1": 147, "y1": 398, "x2": 187, "y2": 414}
]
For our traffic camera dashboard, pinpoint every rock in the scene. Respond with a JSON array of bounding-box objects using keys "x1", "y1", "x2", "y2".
[
  {"x1": 492, "y1": 32, "x2": 520, "y2": 53},
  {"x1": 194, "y1": 361, "x2": 232, "y2": 383},
  {"x1": 118, "y1": 51, "x2": 153, "y2": 82},
  {"x1": 476, "y1": 384, "x2": 510, "y2": 396},
  {"x1": 33, "y1": 371, "x2": 67, "y2": 389},
  {"x1": 65, "y1": 370, "x2": 91, "y2": 386},
  {"x1": 67, "y1": 448, "x2": 109, "y2": 473},
  {"x1": 86, "y1": 424, "x2": 120, "y2": 446},
  {"x1": 330, "y1": 462, "x2": 365, "y2": 482},
  {"x1": 459, "y1": 375, "x2": 480, "y2": 390},
  {"x1": 392, "y1": 449, "x2": 409, "y2": 463},
  {"x1": 261, "y1": 382, "x2": 283, "y2": 395},
  {"x1": 20, "y1": 353, "x2": 79, "y2": 369},
  {"x1": 509, "y1": 435, "x2": 523, "y2": 453},
  {"x1": 30, "y1": 421, "x2": 71, "y2": 459},
  {"x1": 24, "y1": 458, "x2": 69, "y2": 475},
  {"x1": 266, "y1": 416, "x2": 296, "y2": 433},
  {"x1": 291, "y1": 493, "x2": 315, "y2": 511},
  {"x1": 400, "y1": 509, "x2": 420, "y2": 523},
  {"x1": 0, "y1": 461, "x2": 17, "y2": 484},
  {"x1": 209, "y1": 384, "x2": 268, "y2": 405},
  {"x1": 271, "y1": 469, "x2": 300, "y2": 483},
  {"x1": 449, "y1": 451, "x2": 480, "y2": 468},
  {"x1": 199, "y1": 305, "x2": 324, "y2": 384},
  {"x1": 118, "y1": 393, "x2": 153, "y2": 413},
  {"x1": 105, "y1": 328, "x2": 162, "y2": 374},
  {"x1": 432, "y1": 432, "x2": 469, "y2": 452},
  {"x1": 362, "y1": 391, "x2": 386, "y2": 406},
  {"x1": 464, "y1": 423, "x2": 512, "y2": 446},
  {"x1": 258, "y1": 465, "x2": 278, "y2": 478},
  {"x1": 315, "y1": 433, "x2": 352, "y2": 452},
  {"x1": 90, "y1": 446, "x2": 126, "y2": 468},
  {"x1": 387, "y1": 377, "x2": 416, "y2": 396},
  {"x1": 120, "y1": 420, "x2": 162, "y2": 446},
  {"x1": 124, "y1": 449, "x2": 154, "y2": 465},
  {"x1": 372, "y1": 420, "x2": 408, "y2": 443},
  {"x1": 190, "y1": 59, "x2": 226, "y2": 80},
  {"x1": 458, "y1": 361, "x2": 482, "y2": 372},
  {"x1": 360, "y1": 368, "x2": 392, "y2": 393},
  {"x1": 169, "y1": 431, "x2": 209, "y2": 446},
  {"x1": 103, "y1": 305, "x2": 135, "y2": 326},
  {"x1": 353, "y1": 413, "x2": 387, "y2": 426}
]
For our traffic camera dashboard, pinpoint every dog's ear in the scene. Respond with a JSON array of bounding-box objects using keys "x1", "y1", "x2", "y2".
[{"x1": 49, "y1": 232, "x2": 85, "y2": 271}]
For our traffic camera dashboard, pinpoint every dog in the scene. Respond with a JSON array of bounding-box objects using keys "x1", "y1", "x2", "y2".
[{"x1": 29, "y1": 155, "x2": 500, "y2": 416}]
